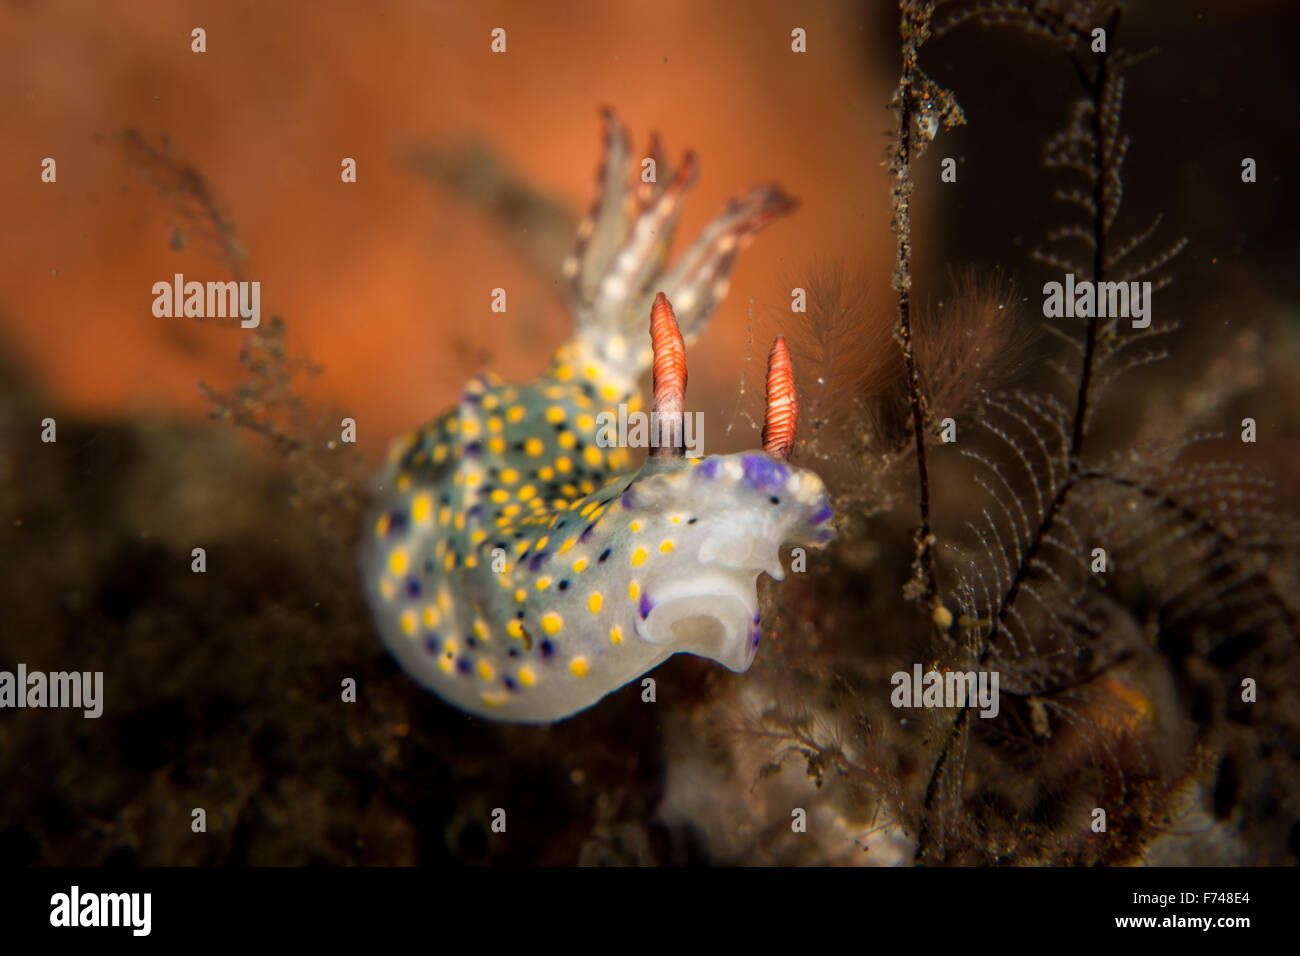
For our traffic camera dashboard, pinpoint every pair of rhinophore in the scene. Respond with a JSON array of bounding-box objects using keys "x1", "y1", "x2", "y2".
[{"x1": 642, "y1": 291, "x2": 799, "y2": 461}]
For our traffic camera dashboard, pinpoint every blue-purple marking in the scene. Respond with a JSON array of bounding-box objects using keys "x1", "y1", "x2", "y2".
[{"x1": 740, "y1": 454, "x2": 789, "y2": 493}]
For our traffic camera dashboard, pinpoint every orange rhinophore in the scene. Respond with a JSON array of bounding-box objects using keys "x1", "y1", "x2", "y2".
[
  {"x1": 650, "y1": 291, "x2": 687, "y2": 458},
  {"x1": 762, "y1": 335, "x2": 798, "y2": 461}
]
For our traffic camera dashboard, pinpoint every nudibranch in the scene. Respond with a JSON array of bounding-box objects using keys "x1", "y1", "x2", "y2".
[{"x1": 360, "y1": 110, "x2": 834, "y2": 722}]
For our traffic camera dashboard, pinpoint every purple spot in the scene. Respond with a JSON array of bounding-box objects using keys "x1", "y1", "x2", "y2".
[
  {"x1": 539, "y1": 639, "x2": 555, "y2": 659},
  {"x1": 816, "y1": 528, "x2": 833, "y2": 544},
  {"x1": 503, "y1": 676, "x2": 518, "y2": 692},
  {"x1": 386, "y1": 511, "x2": 408, "y2": 535},
  {"x1": 741, "y1": 454, "x2": 789, "y2": 493},
  {"x1": 424, "y1": 635, "x2": 441, "y2": 654},
  {"x1": 456, "y1": 657, "x2": 472, "y2": 676},
  {"x1": 466, "y1": 504, "x2": 484, "y2": 520},
  {"x1": 579, "y1": 522, "x2": 597, "y2": 543},
  {"x1": 621, "y1": 489, "x2": 638, "y2": 510},
  {"x1": 697, "y1": 459, "x2": 719, "y2": 479},
  {"x1": 528, "y1": 551, "x2": 550, "y2": 571},
  {"x1": 638, "y1": 592, "x2": 654, "y2": 619},
  {"x1": 750, "y1": 625, "x2": 761, "y2": 650},
  {"x1": 405, "y1": 577, "x2": 422, "y2": 598},
  {"x1": 463, "y1": 442, "x2": 482, "y2": 458},
  {"x1": 809, "y1": 503, "x2": 833, "y2": 526}
]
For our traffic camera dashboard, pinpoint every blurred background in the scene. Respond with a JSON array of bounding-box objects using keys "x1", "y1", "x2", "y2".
[{"x1": 1, "y1": 0, "x2": 900, "y2": 449}]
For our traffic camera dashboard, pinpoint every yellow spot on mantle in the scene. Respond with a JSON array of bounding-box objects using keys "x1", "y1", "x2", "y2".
[{"x1": 570, "y1": 657, "x2": 588, "y2": 678}]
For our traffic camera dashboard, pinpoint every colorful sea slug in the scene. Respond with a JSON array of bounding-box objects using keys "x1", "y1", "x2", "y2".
[{"x1": 359, "y1": 110, "x2": 834, "y2": 722}]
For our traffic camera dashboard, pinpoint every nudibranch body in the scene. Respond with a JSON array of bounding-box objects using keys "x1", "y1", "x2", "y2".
[{"x1": 360, "y1": 111, "x2": 833, "y2": 722}]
